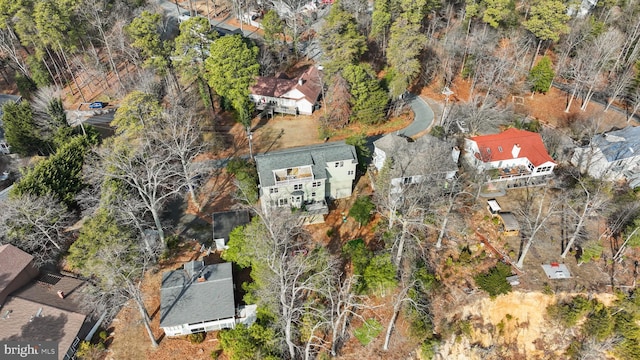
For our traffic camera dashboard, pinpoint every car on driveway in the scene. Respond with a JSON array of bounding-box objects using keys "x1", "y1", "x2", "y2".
[{"x1": 89, "y1": 101, "x2": 105, "y2": 109}]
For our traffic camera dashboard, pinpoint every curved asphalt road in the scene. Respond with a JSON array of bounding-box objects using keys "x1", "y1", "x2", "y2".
[{"x1": 398, "y1": 94, "x2": 435, "y2": 138}]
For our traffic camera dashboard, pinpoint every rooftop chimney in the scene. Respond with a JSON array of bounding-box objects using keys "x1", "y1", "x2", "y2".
[
  {"x1": 197, "y1": 276, "x2": 206, "y2": 282},
  {"x1": 298, "y1": 78, "x2": 304, "y2": 86},
  {"x1": 57, "y1": 290, "x2": 65, "y2": 299},
  {"x1": 512, "y1": 144, "x2": 521, "y2": 159},
  {"x1": 451, "y1": 146, "x2": 460, "y2": 163}
]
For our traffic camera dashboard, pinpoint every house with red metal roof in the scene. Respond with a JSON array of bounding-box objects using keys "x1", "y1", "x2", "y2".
[
  {"x1": 249, "y1": 66, "x2": 322, "y2": 116},
  {"x1": 463, "y1": 128, "x2": 556, "y2": 185}
]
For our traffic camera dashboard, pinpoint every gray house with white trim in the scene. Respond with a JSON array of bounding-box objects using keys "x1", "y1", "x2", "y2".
[
  {"x1": 254, "y1": 142, "x2": 358, "y2": 223},
  {"x1": 161, "y1": 261, "x2": 246, "y2": 336},
  {"x1": 571, "y1": 126, "x2": 640, "y2": 187}
]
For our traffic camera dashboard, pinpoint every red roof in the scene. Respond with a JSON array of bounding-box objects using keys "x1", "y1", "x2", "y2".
[
  {"x1": 468, "y1": 128, "x2": 555, "y2": 166},
  {"x1": 250, "y1": 66, "x2": 322, "y2": 103}
]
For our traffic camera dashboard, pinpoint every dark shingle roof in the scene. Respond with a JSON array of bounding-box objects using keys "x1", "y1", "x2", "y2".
[
  {"x1": 375, "y1": 134, "x2": 457, "y2": 178},
  {"x1": 160, "y1": 262, "x2": 235, "y2": 328},
  {"x1": 255, "y1": 142, "x2": 357, "y2": 188},
  {"x1": 0, "y1": 244, "x2": 36, "y2": 297},
  {"x1": 592, "y1": 126, "x2": 640, "y2": 162},
  {"x1": 212, "y1": 210, "x2": 251, "y2": 241}
]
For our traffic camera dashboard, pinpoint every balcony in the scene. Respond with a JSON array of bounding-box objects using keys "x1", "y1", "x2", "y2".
[
  {"x1": 274, "y1": 167, "x2": 313, "y2": 184},
  {"x1": 488, "y1": 165, "x2": 532, "y2": 182}
]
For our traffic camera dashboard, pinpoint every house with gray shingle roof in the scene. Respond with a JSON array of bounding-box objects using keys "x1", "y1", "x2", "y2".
[
  {"x1": 160, "y1": 261, "x2": 246, "y2": 337},
  {"x1": 254, "y1": 142, "x2": 358, "y2": 223},
  {"x1": 571, "y1": 126, "x2": 640, "y2": 187},
  {"x1": 373, "y1": 134, "x2": 459, "y2": 194}
]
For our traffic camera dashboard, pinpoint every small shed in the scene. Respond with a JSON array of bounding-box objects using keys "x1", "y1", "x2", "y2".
[
  {"x1": 498, "y1": 212, "x2": 520, "y2": 236},
  {"x1": 487, "y1": 199, "x2": 502, "y2": 217},
  {"x1": 212, "y1": 210, "x2": 251, "y2": 251},
  {"x1": 542, "y1": 262, "x2": 571, "y2": 279}
]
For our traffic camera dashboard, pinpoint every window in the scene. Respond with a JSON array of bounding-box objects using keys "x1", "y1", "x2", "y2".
[
  {"x1": 312, "y1": 181, "x2": 322, "y2": 187},
  {"x1": 403, "y1": 177, "x2": 412, "y2": 185},
  {"x1": 311, "y1": 192, "x2": 316, "y2": 197},
  {"x1": 536, "y1": 166, "x2": 553, "y2": 173},
  {"x1": 293, "y1": 184, "x2": 302, "y2": 190},
  {"x1": 278, "y1": 198, "x2": 288, "y2": 206},
  {"x1": 335, "y1": 161, "x2": 344, "y2": 167},
  {"x1": 335, "y1": 162, "x2": 340, "y2": 167},
  {"x1": 348, "y1": 170, "x2": 354, "y2": 175},
  {"x1": 269, "y1": 188, "x2": 278, "y2": 194},
  {"x1": 340, "y1": 161, "x2": 344, "y2": 167}
]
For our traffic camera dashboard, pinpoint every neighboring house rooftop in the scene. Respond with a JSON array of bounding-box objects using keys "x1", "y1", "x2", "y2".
[
  {"x1": 0, "y1": 297, "x2": 87, "y2": 360},
  {"x1": 250, "y1": 66, "x2": 322, "y2": 104},
  {"x1": 0, "y1": 273, "x2": 93, "y2": 360},
  {"x1": 160, "y1": 261, "x2": 235, "y2": 328},
  {"x1": 0, "y1": 244, "x2": 37, "y2": 304},
  {"x1": 213, "y1": 210, "x2": 251, "y2": 241},
  {"x1": 255, "y1": 142, "x2": 358, "y2": 188},
  {"x1": 468, "y1": 128, "x2": 554, "y2": 166},
  {"x1": 374, "y1": 134, "x2": 458, "y2": 178},
  {"x1": 591, "y1": 126, "x2": 640, "y2": 162}
]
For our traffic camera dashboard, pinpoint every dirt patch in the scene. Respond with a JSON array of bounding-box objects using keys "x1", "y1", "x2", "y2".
[{"x1": 436, "y1": 291, "x2": 617, "y2": 359}]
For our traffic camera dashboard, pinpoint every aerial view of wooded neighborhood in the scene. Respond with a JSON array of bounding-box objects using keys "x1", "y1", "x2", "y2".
[{"x1": 1, "y1": 0, "x2": 640, "y2": 359}]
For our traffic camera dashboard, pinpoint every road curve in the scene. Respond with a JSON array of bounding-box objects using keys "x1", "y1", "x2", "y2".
[{"x1": 397, "y1": 94, "x2": 435, "y2": 138}]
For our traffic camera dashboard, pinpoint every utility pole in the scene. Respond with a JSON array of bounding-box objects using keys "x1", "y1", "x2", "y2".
[
  {"x1": 441, "y1": 87, "x2": 454, "y2": 126},
  {"x1": 247, "y1": 125, "x2": 253, "y2": 160}
]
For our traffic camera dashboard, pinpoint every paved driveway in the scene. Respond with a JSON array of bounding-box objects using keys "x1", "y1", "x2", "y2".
[{"x1": 397, "y1": 94, "x2": 435, "y2": 138}]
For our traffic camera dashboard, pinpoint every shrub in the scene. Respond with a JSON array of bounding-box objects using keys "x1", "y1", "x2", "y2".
[
  {"x1": 348, "y1": 196, "x2": 375, "y2": 226},
  {"x1": 226, "y1": 158, "x2": 259, "y2": 203},
  {"x1": 458, "y1": 245, "x2": 472, "y2": 263},
  {"x1": 547, "y1": 295, "x2": 593, "y2": 327},
  {"x1": 362, "y1": 254, "x2": 397, "y2": 295},
  {"x1": 583, "y1": 302, "x2": 614, "y2": 341},
  {"x1": 420, "y1": 339, "x2": 440, "y2": 359},
  {"x1": 188, "y1": 332, "x2": 206, "y2": 344},
  {"x1": 354, "y1": 318, "x2": 383, "y2": 346},
  {"x1": 474, "y1": 262, "x2": 512, "y2": 298}
]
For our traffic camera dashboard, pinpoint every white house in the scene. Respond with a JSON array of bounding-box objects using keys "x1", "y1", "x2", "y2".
[
  {"x1": 160, "y1": 261, "x2": 256, "y2": 337},
  {"x1": 373, "y1": 133, "x2": 459, "y2": 194},
  {"x1": 464, "y1": 128, "x2": 556, "y2": 185},
  {"x1": 571, "y1": 126, "x2": 640, "y2": 187},
  {"x1": 249, "y1": 66, "x2": 322, "y2": 115},
  {"x1": 254, "y1": 142, "x2": 358, "y2": 223}
]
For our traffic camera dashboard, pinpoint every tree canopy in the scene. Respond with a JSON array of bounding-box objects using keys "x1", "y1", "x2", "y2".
[{"x1": 205, "y1": 35, "x2": 259, "y2": 125}]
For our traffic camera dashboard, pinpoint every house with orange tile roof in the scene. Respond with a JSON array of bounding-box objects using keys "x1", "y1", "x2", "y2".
[
  {"x1": 463, "y1": 128, "x2": 556, "y2": 185},
  {"x1": 249, "y1": 66, "x2": 322, "y2": 115}
]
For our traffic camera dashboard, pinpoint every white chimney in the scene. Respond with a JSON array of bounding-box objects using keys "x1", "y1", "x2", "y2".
[
  {"x1": 451, "y1": 146, "x2": 460, "y2": 163},
  {"x1": 511, "y1": 144, "x2": 521, "y2": 158},
  {"x1": 298, "y1": 78, "x2": 303, "y2": 86}
]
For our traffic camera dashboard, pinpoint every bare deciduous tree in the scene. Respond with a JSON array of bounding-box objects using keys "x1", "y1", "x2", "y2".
[
  {"x1": 88, "y1": 237, "x2": 160, "y2": 347},
  {"x1": 88, "y1": 137, "x2": 183, "y2": 246},
  {"x1": 153, "y1": 103, "x2": 209, "y2": 211},
  {"x1": 241, "y1": 208, "x2": 336, "y2": 359},
  {"x1": 515, "y1": 187, "x2": 561, "y2": 269},
  {"x1": 0, "y1": 193, "x2": 74, "y2": 266},
  {"x1": 561, "y1": 175, "x2": 611, "y2": 259}
]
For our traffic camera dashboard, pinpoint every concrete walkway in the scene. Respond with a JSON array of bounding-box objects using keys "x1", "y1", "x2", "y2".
[{"x1": 397, "y1": 93, "x2": 436, "y2": 138}]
